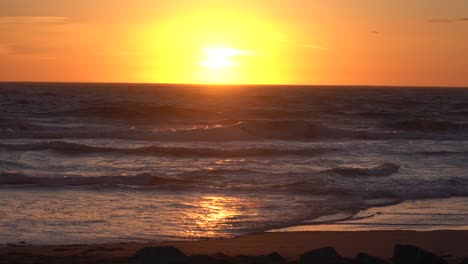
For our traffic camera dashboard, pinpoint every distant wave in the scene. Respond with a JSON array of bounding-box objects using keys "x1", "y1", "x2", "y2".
[
  {"x1": 417, "y1": 150, "x2": 468, "y2": 155},
  {"x1": 389, "y1": 119, "x2": 468, "y2": 132},
  {"x1": 0, "y1": 120, "x2": 360, "y2": 141},
  {"x1": 0, "y1": 141, "x2": 330, "y2": 157},
  {"x1": 326, "y1": 163, "x2": 400, "y2": 177},
  {"x1": 3, "y1": 119, "x2": 468, "y2": 141},
  {"x1": 0, "y1": 172, "x2": 195, "y2": 187},
  {"x1": 160, "y1": 120, "x2": 385, "y2": 141},
  {"x1": 0, "y1": 118, "x2": 47, "y2": 131},
  {"x1": 41, "y1": 105, "x2": 219, "y2": 120},
  {"x1": 40, "y1": 105, "x2": 316, "y2": 121}
]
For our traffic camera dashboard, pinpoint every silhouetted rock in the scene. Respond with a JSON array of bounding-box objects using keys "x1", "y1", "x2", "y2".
[
  {"x1": 393, "y1": 244, "x2": 448, "y2": 264},
  {"x1": 129, "y1": 246, "x2": 188, "y2": 264},
  {"x1": 187, "y1": 254, "x2": 233, "y2": 264},
  {"x1": 300, "y1": 247, "x2": 348, "y2": 264},
  {"x1": 355, "y1": 253, "x2": 389, "y2": 264},
  {"x1": 266, "y1": 252, "x2": 286, "y2": 263},
  {"x1": 249, "y1": 252, "x2": 286, "y2": 264},
  {"x1": 460, "y1": 259, "x2": 468, "y2": 264},
  {"x1": 222, "y1": 253, "x2": 286, "y2": 264}
]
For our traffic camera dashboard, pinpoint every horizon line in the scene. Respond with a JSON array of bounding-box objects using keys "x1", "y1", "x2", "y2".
[{"x1": 0, "y1": 81, "x2": 467, "y2": 89}]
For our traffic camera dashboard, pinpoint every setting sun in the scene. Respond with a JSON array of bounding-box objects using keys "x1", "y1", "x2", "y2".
[
  {"x1": 135, "y1": 9, "x2": 290, "y2": 84},
  {"x1": 198, "y1": 47, "x2": 250, "y2": 84},
  {"x1": 201, "y1": 48, "x2": 244, "y2": 69}
]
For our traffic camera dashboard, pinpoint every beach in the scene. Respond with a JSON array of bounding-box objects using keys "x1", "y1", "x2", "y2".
[
  {"x1": 2, "y1": 230, "x2": 468, "y2": 263},
  {"x1": 3, "y1": 197, "x2": 468, "y2": 263}
]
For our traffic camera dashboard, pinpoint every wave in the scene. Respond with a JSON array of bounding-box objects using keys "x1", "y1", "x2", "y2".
[
  {"x1": 40, "y1": 105, "x2": 316, "y2": 121},
  {"x1": 275, "y1": 171, "x2": 468, "y2": 204},
  {"x1": 0, "y1": 118, "x2": 47, "y2": 131},
  {"x1": 389, "y1": 119, "x2": 468, "y2": 132},
  {"x1": 272, "y1": 163, "x2": 400, "y2": 196},
  {"x1": 0, "y1": 120, "x2": 346, "y2": 141},
  {"x1": 162, "y1": 120, "x2": 381, "y2": 141},
  {"x1": 0, "y1": 172, "x2": 194, "y2": 187},
  {"x1": 3, "y1": 119, "x2": 467, "y2": 142},
  {"x1": 0, "y1": 168, "x2": 267, "y2": 188},
  {"x1": 417, "y1": 150, "x2": 468, "y2": 155},
  {"x1": 2, "y1": 165, "x2": 468, "y2": 204},
  {"x1": 326, "y1": 163, "x2": 400, "y2": 177},
  {"x1": 41, "y1": 105, "x2": 219, "y2": 121},
  {"x1": 0, "y1": 141, "x2": 330, "y2": 157}
]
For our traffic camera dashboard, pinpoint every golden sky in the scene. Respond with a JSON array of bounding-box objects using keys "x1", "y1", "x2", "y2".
[{"x1": 0, "y1": 0, "x2": 467, "y2": 86}]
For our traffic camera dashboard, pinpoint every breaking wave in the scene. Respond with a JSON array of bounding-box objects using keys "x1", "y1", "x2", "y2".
[
  {"x1": 0, "y1": 120, "x2": 398, "y2": 141},
  {"x1": 3, "y1": 118, "x2": 468, "y2": 142}
]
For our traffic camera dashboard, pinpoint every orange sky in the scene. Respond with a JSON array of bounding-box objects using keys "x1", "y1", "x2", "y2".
[{"x1": 0, "y1": 0, "x2": 467, "y2": 86}]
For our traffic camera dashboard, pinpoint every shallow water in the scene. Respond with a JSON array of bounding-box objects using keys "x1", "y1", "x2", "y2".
[
  {"x1": 270, "y1": 197, "x2": 468, "y2": 232},
  {"x1": 1, "y1": 83, "x2": 468, "y2": 245}
]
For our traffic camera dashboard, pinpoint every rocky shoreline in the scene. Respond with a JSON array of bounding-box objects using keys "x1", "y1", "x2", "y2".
[
  {"x1": 1, "y1": 231, "x2": 467, "y2": 264},
  {"x1": 128, "y1": 244, "x2": 459, "y2": 264},
  {"x1": 1, "y1": 244, "x2": 463, "y2": 264}
]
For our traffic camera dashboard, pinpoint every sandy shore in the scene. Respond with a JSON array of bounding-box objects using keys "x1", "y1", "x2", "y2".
[{"x1": 1, "y1": 230, "x2": 468, "y2": 263}]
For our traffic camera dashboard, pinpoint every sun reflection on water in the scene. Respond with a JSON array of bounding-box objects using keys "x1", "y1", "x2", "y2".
[{"x1": 183, "y1": 196, "x2": 242, "y2": 238}]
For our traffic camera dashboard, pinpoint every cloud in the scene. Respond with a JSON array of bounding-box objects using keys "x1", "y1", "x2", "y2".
[
  {"x1": 427, "y1": 18, "x2": 468, "y2": 23},
  {"x1": 4, "y1": 43, "x2": 51, "y2": 55},
  {"x1": 427, "y1": 19, "x2": 452, "y2": 23},
  {"x1": 301, "y1": 44, "x2": 329, "y2": 50},
  {"x1": 0, "y1": 16, "x2": 70, "y2": 24}
]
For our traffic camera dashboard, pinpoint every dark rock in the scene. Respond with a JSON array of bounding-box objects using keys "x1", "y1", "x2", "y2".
[
  {"x1": 187, "y1": 255, "x2": 219, "y2": 264},
  {"x1": 355, "y1": 253, "x2": 389, "y2": 264},
  {"x1": 129, "y1": 246, "x2": 188, "y2": 264},
  {"x1": 266, "y1": 252, "x2": 286, "y2": 263},
  {"x1": 300, "y1": 247, "x2": 348, "y2": 264},
  {"x1": 460, "y1": 259, "x2": 468, "y2": 264},
  {"x1": 394, "y1": 244, "x2": 448, "y2": 264},
  {"x1": 244, "y1": 252, "x2": 286, "y2": 264}
]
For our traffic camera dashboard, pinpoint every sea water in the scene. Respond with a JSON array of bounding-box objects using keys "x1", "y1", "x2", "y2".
[{"x1": 1, "y1": 83, "x2": 468, "y2": 245}]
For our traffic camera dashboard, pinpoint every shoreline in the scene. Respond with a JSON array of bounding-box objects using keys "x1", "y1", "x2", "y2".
[
  {"x1": 2, "y1": 230, "x2": 468, "y2": 263},
  {"x1": 271, "y1": 197, "x2": 468, "y2": 232}
]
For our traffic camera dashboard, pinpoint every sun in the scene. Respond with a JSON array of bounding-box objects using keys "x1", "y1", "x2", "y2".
[
  {"x1": 140, "y1": 10, "x2": 291, "y2": 84},
  {"x1": 197, "y1": 47, "x2": 247, "y2": 84},
  {"x1": 200, "y1": 47, "x2": 243, "y2": 69}
]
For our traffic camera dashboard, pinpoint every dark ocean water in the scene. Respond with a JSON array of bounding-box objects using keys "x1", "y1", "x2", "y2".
[{"x1": 1, "y1": 83, "x2": 468, "y2": 245}]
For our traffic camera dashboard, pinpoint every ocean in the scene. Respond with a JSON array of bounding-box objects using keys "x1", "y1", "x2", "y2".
[{"x1": 1, "y1": 83, "x2": 468, "y2": 245}]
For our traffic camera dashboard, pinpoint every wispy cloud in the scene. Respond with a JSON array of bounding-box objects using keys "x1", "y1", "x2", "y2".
[
  {"x1": 4, "y1": 43, "x2": 51, "y2": 55},
  {"x1": 0, "y1": 42, "x2": 57, "y2": 60},
  {"x1": 0, "y1": 16, "x2": 71, "y2": 24},
  {"x1": 427, "y1": 18, "x2": 468, "y2": 23},
  {"x1": 301, "y1": 44, "x2": 329, "y2": 50},
  {"x1": 427, "y1": 19, "x2": 452, "y2": 23}
]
